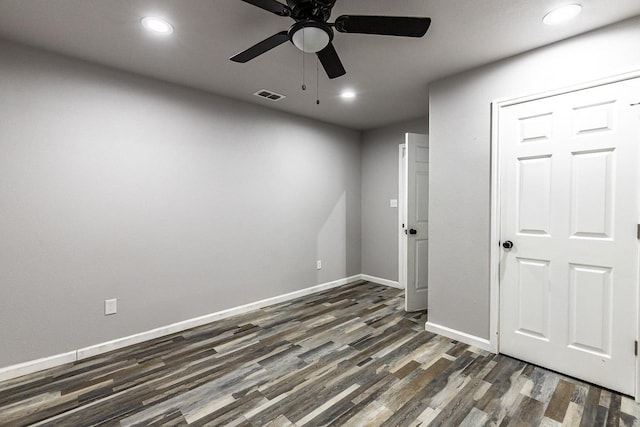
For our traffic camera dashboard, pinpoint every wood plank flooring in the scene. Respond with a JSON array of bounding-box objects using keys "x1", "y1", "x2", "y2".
[{"x1": 1, "y1": 281, "x2": 639, "y2": 426}]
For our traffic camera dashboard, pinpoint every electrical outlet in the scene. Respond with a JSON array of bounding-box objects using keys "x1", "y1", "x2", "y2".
[
  {"x1": 316, "y1": 260, "x2": 322, "y2": 270},
  {"x1": 105, "y1": 298, "x2": 117, "y2": 315},
  {"x1": 390, "y1": 199, "x2": 398, "y2": 208}
]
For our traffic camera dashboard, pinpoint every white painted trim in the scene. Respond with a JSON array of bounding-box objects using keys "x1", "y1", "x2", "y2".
[
  {"x1": 0, "y1": 275, "x2": 362, "y2": 381},
  {"x1": 490, "y1": 69, "x2": 640, "y2": 400},
  {"x1": 360, "y1": 274, "x2": 401, "y2": 289},
  {"x1": 637, "y1": 115, "x2": 640, "y2": 403},
  {"x1": 637, "y1": 238, "x2": 640, "y2": 403},
  {"x1": 398, "y1": 143, "x2": 407, "y2": 291},
  {"x1": 493, "y1": 69, "x2": 640, "y2": 108},
  {"x1": 488, "y1": 100, "x2": 501, "y2": 354},
  {"x1": 425, "y1": 321, "x2": 492, "y2": 352},
  {"x1": 0, "y1": 351, "x2": 76, "y2": 383}
]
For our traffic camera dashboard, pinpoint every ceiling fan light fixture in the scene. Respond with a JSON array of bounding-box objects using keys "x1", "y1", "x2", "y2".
[
  {"x1": 291, "y1": 26, "x2": 330, "y2": 53},
  {"x1": 542, "y1": 4, "x2": 582, "y2": 25},
  {"x1": 141, "y1": 17, "x2": 174, "y2": 35}
]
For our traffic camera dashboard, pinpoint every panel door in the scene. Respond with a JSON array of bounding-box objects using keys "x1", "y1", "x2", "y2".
[
  {"x1": 404, "y1": 133, "x2": 429, "y2": 312},
  {"x1": 499, "y1": 78, "x2": 640, "y2": 395}
]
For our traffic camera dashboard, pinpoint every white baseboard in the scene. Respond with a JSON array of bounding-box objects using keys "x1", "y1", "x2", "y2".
[
  {"x1": 425, "y1": 321, "x2": 493, "y2": 352},
  {"x1": 1, "y1": 275, "x2": 362, "y2": 382},
  {"x1": 360, "y1": 274, "x2": 402, "y2": 289},
  {"x1": 0, "y1": 351, "x2": 77, "y2": 383}
]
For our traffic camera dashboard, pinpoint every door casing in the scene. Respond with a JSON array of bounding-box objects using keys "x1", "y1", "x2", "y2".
[
  {"x1": 489, "y1": 69, "x2": 640, "y2": 400},
  {"x1": 399, "y1": 143, "x2": 407, "y2": 291}
]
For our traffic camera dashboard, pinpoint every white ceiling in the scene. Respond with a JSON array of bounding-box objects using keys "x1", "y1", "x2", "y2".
[{"x1": 0, "y1": 0, "x2": 639, "y2": 130}]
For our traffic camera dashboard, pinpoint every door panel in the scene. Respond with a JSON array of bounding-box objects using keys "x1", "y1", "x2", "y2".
[
  {"x1": 499, "y1": 77, "x2": 639, "y2": 395},
  {"x1": 570, "y1": 150, "x2": 614, "y2": 238},
  {"x1": 568, "y1": 264, "x2": 612, "y2": 356},
  {"x1": 517, "y1": 156, "x2": 552, "y2": 235},
  {"x1": 515, "y1": 257, "x2": 550, "y2": 341}
]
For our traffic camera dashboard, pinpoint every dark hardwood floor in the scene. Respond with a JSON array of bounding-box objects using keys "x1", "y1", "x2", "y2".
[{"x1": 0, "y1": 281, "x2": 638, "y2": 426}]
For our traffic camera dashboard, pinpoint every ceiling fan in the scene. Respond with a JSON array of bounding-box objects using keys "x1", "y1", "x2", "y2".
[{"x1": 230, "y1": 0, "x2": 431, "y2": 79}]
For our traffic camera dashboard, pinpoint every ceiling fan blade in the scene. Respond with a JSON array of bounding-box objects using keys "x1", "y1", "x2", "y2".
[
  {"x1": 240, "y1": 0, "x2": 289, "y2": 16},
  {"x1": 230, "y1": 31, "x2": 290, "y2": 63},
  {"x1": 334, "y1": 15, "x2": 431, "y2": 37},
  {"x1": 316, "y1": 43, "x2": 346, "y2": 79}
]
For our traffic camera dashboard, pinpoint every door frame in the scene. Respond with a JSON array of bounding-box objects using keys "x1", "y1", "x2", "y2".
[
  {"x1": 399, "y1": 143, "x2": 407, "y2": 290},
  {"x1": 489, "y1": 69, "x2": 640, "y2": 400}
]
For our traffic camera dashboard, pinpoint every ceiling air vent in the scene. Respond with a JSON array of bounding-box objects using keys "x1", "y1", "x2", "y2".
[{"x1": 253, "y1": 89, "x2": 286, "y2": 102}]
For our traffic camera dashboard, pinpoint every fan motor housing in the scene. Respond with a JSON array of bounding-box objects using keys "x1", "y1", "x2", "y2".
[{"x1": 286, "y1": 0, "x2": 334, "y2": 22}]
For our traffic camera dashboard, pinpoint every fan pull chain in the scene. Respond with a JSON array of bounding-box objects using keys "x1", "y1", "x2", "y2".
[
  {"x1": 316, "y1": 57, "x2": 320, "y2": 105},
  {"x1": 301, "y1": 30, "x2": 306, "y2": 91},
  {"x1": 301, "y1": 53, "x2": 306, "y2": 91}
]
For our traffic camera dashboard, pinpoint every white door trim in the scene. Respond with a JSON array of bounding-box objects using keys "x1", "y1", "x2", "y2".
[
  {"x1": 489, "y1": 69, "x2": 640, "y2": 400},
  {"x1": 399, "y1": 143, "x2": 407, "y2": 290}
]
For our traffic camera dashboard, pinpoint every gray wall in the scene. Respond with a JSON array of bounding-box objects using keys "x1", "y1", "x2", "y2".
[
  {"x1": 428, "y1": 17, "x2": 640, "y2": 339},
  {"x1": 361, "y1": 117, "x2": 428, "y2": 282},
  {"x1": 0, "y1": 40, "x2": 361, "y2": 367}
]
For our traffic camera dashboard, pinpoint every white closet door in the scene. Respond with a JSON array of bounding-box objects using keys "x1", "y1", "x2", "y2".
[{"x1": 499, "y1": 78, "x2": 640, "y2": 395}]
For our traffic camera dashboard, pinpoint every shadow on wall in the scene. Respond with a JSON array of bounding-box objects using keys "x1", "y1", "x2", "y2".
[{"x1": 317, "y1": 191, "x2": 347, "y2": 283}]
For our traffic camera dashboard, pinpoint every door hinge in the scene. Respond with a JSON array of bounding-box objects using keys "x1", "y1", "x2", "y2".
[
  {"x1": 637, "y1": 224, "x2": 640, "y2": 240},
  {"x1": 635, "y1": 340, "x2": 638, "y2": 356}
]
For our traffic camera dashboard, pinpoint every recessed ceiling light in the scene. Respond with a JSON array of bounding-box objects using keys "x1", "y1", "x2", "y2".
[
  {"x1": 543, "y1": 4, "x2": 582, "y2": 25},
  {"x1": 340, "y1": 90, "x2": 356, "y2": 100},
  {"x1": 141, "y1": 17, "x2": 174, "y2": 35}
]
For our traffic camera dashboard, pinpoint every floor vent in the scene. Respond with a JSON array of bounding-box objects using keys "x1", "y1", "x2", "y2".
[{"x1": 253, "y1": 89, "x2": 286, "y2": 102}]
